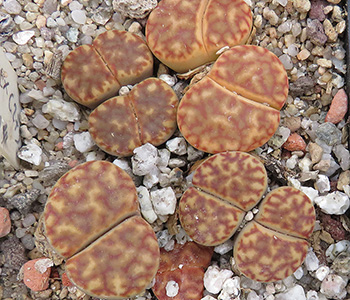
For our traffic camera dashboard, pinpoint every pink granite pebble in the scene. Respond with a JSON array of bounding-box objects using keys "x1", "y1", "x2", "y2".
[
  {"x1": 283, "y1": 133, "x2": 307, "y2": 152},
  {"x1": 0, "y1": 207, "x2": 11, "y2": 238},
  {"x1": 325, "y1": 89, "x2": 348, "y2": 124},
  {"x1": 23, "y1": 258, "x2": 51, "y2": 291}
]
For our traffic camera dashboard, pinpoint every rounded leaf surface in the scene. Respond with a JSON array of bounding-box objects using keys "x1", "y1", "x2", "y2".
[
  {"x1": 255, "y1": 187, "x2": 316, "y2": 239},
  {"x1": 44, "y1": 161, "x2": 139, "y2": 258},
  {"x1": 179, "y1": 187, "x2": 245, "y2": 246},
  {"x1": 61, "y1": 45, "x2": 120, "y2": 108},
  {"x1": 192, "y1": 151, "x2": 267, "y2": 211},
  {"x1": 208, "y1": 45, "x2": 289, "y2": 110},
  {"x1": 89, "y1": 78, "x2": 178, "y2": 157},
  {"x1": 234, "y1": 222, "x2": 309, "y2": 282},
  {"x1": 61, "y1": 30, "x2": 153, "y2": 108},
  {"x1": 177, "y1": 77, "x2": 281, "y2": 153},
  {"x1": 66, "y1": 216, "x2": 160, "y2": 299},
  {"x1": 92, "y1": 30, "x2": 153, "y2": 86},
  {"x1": 146, "y1": 0, "x2": 252, "y2": 73}
]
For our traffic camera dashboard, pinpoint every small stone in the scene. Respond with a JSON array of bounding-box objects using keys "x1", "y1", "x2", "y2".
[
  {"x1": 304, "y1": 248, "x2": 319, "y2": 271},
  {"x1": 315, "y1": 266, "x2": 330, "y2": 281},
  {"x1": 314, "y1": 191, "x2": 350, "y2": 215},
  {"x1": 21, "y1": 233, "x2": 35, "y2": 250},
  {"x1": 66, "y1": 27, "x2": 79, "y2": 42},
  {"x1": 293, "y1": 267, "x2": 304, "y2": 279},
  {"x1": 137, "y1": 186, "x2": 157, "y2": 223},
  {"x1": 71, "y1": 10, "x2": 86, "y2": 24},
  {"x1": 320, "y1": 274, "x2": 347, "y2": 299},
  {"x1": 337, "y1": 171, "x2": 350, "y2": 191},
  {"x1": 297, "y1": 49, "x2": 311, "y2": 61},
  {"x1": 165, "y1": 280, "x2": 179, "y2": 297},
  {"x1": 286, "y1": 154, "x2": 298, "y2": 169},
  {"x1": 73, "y1": 132, "x2": 95, "y2": 153},
  {"x1": 309, "y1": 0, "x2": 328, "y2": 21},
  {"x1": 293, "y1": 0, "x2": 311, "y2": 12},
  {"x1": 12, "y1": 30, "x2": 35, "y2": 45},
  {"x1": 307, "y1": 19, "x2": 328, "y2": 45},
  {"x1": 8, "y1": 189, "x2": 40, "y2": 213},
  {"x1": 4, "y1": 0, "x2": 22, "y2": 14},
  {"x1": 42, "y1": 99, "x2": 80, "y2": 122},
  {"x1": 203, "y1": 266, "x2": 233, "y2": 294},
  {"x1": 43, "y1": 0, "x2": 58, "y2": 15},
  {"x1": 333, "y1": 144, "x2": 350, "y2": 171},
  {"x1": 166, "y1": 137, "x2": 187, "y2": 155},
  {"x1": 112, "y1": 0, "x2": 157, "y2": 19},
  {"x1": 315, "y1": 175, "x2": 330, "y2": 193},
  {"x1": 1, "y1": 236, "x2": 27, "y2": 269},
  {"x1": 308, "y1": 142, "x2": 323, "y2": 164},
  {"x1": 262, "y1": 7, "x2": 279, "y2": 25},
  {"x1": 315, "y1": 122, "x2": 342, "y2": 146},
  {"x1": 332, "y1": 252, "x2": 350, "y2": 276},
  {"x1": 23, "y1": 258, "x2": 51, "y2": 291},
  {"x1": 323, "y1": 19, "x2": 338, "y2": 42},
  {"x1": 159, "y1": 74, "x2": 176, "y2": 87},
  {"x1": 218, "y1": 277, "x2": 240, "y2": 300},
  {"x1": 132, "y1": 143, "x2": 159, "y2": 176},
  {"x1": 298, "y1": 156, "x2": 313, "y2": 172},
  {"x1": 32, "y1": 114, "x2": 50, "y2": 129},
  {"x1": 214, "y1": 240, "x2": 234, "y2": 255},
  {"x1": 18, "y1": 143, "x2": 43, "y2": 166},
  {"x1": 150, "y1": 187, "x2": 176, "y2": 215},
  {"x1": 325, "y1": 89, "x2": 348, "y2": 124},
  {"x1": 275, "y1": 285, "x2": 306, "y2": 300},
  {"x1": 143, "y1": 166, "x2": 160, "y2": 188},
  {"x1": 0, "y1": 207, "x2": 11, "y2": 238},
  {"x1": 278, "y1": 54, "x2": 293, "y2": 70},
  {"x1": 283, "y1": 117, "x2": 301, "y2": 132},
  {"x1": 283, "y1": 133, "x2": 306, "y2": 152},
  {"x1": 22, "y1": 213, "x2": 36, "y2": 227},
  {"x1": 326, "y1": 240, "x2": 350, "y2": 261}
]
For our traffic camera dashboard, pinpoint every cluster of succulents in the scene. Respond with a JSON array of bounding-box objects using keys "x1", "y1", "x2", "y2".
[{"x1": 37, "y1": 0, "x2": 316, "y2": 299}]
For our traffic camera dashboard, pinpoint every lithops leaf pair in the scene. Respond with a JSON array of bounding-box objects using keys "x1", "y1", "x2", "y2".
[
  {"x1": 179, "y1": 151, "x2": 315, "y2": 282},
  {"x1": 177, "y1": 45, "x2": 289, "y2": 154},
  {"x1": 153, "y1": 242, "x2": 213, "y2": 300},
  {"x1": 42, "y1": 161, "x2": 160, "y2": 299},
  {"x1": 89, "y1": 78, "x2": 178, "y2": 157},
  {"x1": 146, "y1": 0, "x2": 253, "y2": 73},
  {"x1": 61, "y1": 30, "x2": 153, "y2": 108}
]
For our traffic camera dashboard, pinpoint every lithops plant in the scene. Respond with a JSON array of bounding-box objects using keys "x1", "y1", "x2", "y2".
[
  {"x1": 42, "y1": 160, "x2": 160, "y2": 299},
  {"x1": 146, "y1": 0, "x2": 253, "y2": 73},
  {"x1": 179, "y1": 151, "x2": 315, "y2": 282},
  {"x1": 89, "y1": 77, "x2": 178, "y2": 157},
  {"x1": 177, "y1": 45, "x2": 289, "y2": 154},
  {"x1": 61, "y1": 30, "x2": 153, "y2": 108},
  {"x1": 152, "y1": 242, "x2": 213, "y2": 300}
]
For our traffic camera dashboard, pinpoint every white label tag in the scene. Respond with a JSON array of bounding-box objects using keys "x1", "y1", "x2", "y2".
[{"x1": 0, "y1": 48, "x2": 21, "y2": 169}]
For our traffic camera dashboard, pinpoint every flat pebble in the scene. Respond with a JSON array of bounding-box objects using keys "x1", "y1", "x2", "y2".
[
  {"x1": 4, "y1": 0, "x2": 22, "y2": 14},
  {"x1": 32, "y1": 114, "x2": 50, "y2": 129},
  {"x1": 214, "y1": 240, "x2": 234, "y2": 255},
  {"x1": 42, "y1": 99, "x2": 80, "y2": 122},
  {"x1": 325, "y1": 89, "x2": 348, "y2": 124},
  {"x1": 150, "y1": 187, "x2": 176, "y2": 215},
  {"x1": 22, "y1": 213, "x2": 36, "y2": 227},
  {"x1": 304, "y1": 248, "x2": 319, "y2": 271},
  {"x1": 71, "y1": 10, "x2": 86, "y2": 24},
  {"x1": 13, "y1": 30, "x2": 35, "y2": 45},
  {"x1": 137, "y1": 185, "x2": 157, "y2": 223},
  {"x1": 166, "y1": 137, "x2": 187, "y2": 155},
  {"x1": 0, "y1": 207, "x2": 11, "y2": 238},
  {"x1": 275, "y1": 284, "x2": 306, "y2": 300},
  {"x1": 314, "y1": 191, "x2": 349, "y2": 215},
  {"x1": 132, "y1": 143, "x2": 158, "y2": 176},
  {"x1": 73, "y1": 132, "x2": 95, "y2": 153},
  {"x1": 315, "y1": 122, "x2": 342, "y2": 146},
  {"x1": 320, "y1": 274, "x2": 347, "y2": 299},
  {"x1": 23, "y1": 258, "x2": 51, "y2": 291},
  {"x1": 18, "y1": 143, "x2": 43, "y2": 166},
  {"x1": 315, "y1": 266, "x2": 330, "y2": 281}
]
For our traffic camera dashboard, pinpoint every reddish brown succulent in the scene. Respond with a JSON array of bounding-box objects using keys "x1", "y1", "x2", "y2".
[
  {"x1": 152, "y1": 242, "x2": 213, "y2": 300},
  {"x1": 179, "y1": 151, "x2": 315, "y2": 282},
  {"x1": 177, "y1": 45, "x2": 289, "y2": 154},
  {"x1": 42, "y1": 161, "x2": 160, "y2": 299},
  {"x1": 88, "y1": 78, "x2": 178, "y2": 157},
  {"x1": 61, "y1": 30, "x2": 153, "y2": 108},
  {"x1": 146, "y1": 0, "x2": 253, "y2": 73}
]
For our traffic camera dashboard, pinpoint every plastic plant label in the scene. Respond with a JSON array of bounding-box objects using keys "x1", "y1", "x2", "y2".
[{"x1": 0, "y1": 48, "x2": 21, "y2": 169}]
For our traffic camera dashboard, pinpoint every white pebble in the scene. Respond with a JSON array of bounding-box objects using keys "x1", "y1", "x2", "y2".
[
  {"x1": 69, "y1": 0, "x2": 83, "y2": 10},
  {"x1": 157, "y1": 148, "x2": 171, "y2": 170},
  {"x1": 315, "y1": 266, "x2": 330, "y2": 281},
  {"x1": 314, "y1": 191, "x2": 350, "y2": 215},
  {"x1": 315, "y1": 175, "x2": 330, "y2": 193},
  {"x1": 32, "y1": 114, "x2": 50, "y2": 129},
  {"x1": 203, "y1": 266, "x2": 233, "y2": 294},
  {"x1": 132, "y1": 143, "x2": 158, "y2": 176},
  {"x1": 150, "y1": 187, "x2": 176, "y2": 215},
  {"x1": 13, "y1": 30, "x2": 35, "y2": 45},
  {"x1": 214, "y1": 240, "x2": 233, "y2": 255},
  {"x1": 4, "y1": 0, "x2": 22, "y2": 14},
  {"x1": 300, "y1": 187, "x2": 319, "y2": 204},
  {"x1": 279, "y1": 54, "x2": 293, "y2": 70},
  {"x1": 73, "y1": 132, "x2": 95, "y2": 153},
  {"x1": 18, "y1": 143, "x2": 42, "y2": 166},
  {"x1": 34, "y1": 258, "x2": 53, "y2": 274},
  {"x1": 320, "y1": 274, "x2": 347, "y2": 299},
  {"x1": 293, "y1": 266, "x2": 304, "y2": 279},
  {"x1": 306, "y1": 290, "x2": 319, "y2": 300},
  {"x1": 201, "y1": 296, "x2": 217, "y2": 300},
  {"x1": 325, "y1": 240, "x2": 350, "y2": 261},
  {"x1": 166, "y1": 137, "x2": 187, "y2": 155},
  {"x1": 218, "y1": 277, "x2": 240, "y2": 300},
  {"x1": 159, "y1": 74, "x2": 177, "y2": 87},
  {"x1": 143, "y1": 166, "x2": 160, "y2": 188},
  {"x1": 275, "y1": 284, "x2": 306, "y2": 300},
  {"x1": 305, "y1": 248, "x2": 319, "y2": 271},
  {"x1": 42, "y1": 99, "x2": 80, "y2": 122},
  {"x1": 165, "y1": 281, "x2": 179, "y2": 297},
  {"x1": 71, "y1": 10, "x2": 86, "y2": 24},
  {"x1": 136, "y1": 186, "x2": 157, "y2": 223},
  {"x1": 286, "y1": 154, "x2": 298, "y2": 169}
]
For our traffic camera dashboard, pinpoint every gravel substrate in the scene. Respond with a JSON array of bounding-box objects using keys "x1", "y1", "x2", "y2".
[{"x1": 0, "y1": 0, "x2": 350, "y2": 299}]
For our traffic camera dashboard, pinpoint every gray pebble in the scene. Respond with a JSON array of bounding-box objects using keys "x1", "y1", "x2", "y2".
[
  {"x1": 8, "y1": 189, "x2": 40, "y2": 213},
  {"x1": 0, "y1": 236, "x2": 27, "y2": 269},
  {"x1": 315, "y1": 122, "x2": 342, "y2": 146},
  {"x1": 22, "y1": 213, "x2": 36, "y2": 227},
  {"x1": 21, "y1": 233, "x2": 35, "y2": 250}
]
